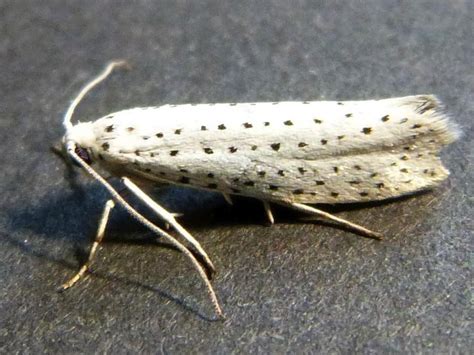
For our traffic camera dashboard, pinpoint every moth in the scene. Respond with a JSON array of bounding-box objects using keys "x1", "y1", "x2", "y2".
[{"x1": 61, "y1": 61, "x2": 459, "y2": 318}]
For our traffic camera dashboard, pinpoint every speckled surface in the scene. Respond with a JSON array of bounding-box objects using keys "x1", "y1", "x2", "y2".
[{"x1": 1, "y1": 0, "x2": 472, "y2": 353}]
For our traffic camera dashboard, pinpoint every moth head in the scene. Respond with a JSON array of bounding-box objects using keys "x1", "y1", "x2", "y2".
[
  {"x1": 63, "y1": 121, "x2": 97, "y2": 166},
  {"x1": 62, "y1": 61, "x2": 128, "y2": 168}
]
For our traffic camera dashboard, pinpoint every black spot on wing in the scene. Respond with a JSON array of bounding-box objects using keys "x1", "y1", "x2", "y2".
[
  {"x1": 271, "y1": 143, "x2": 281, "y2": 151},
  {"x1": 179, "y1": 176, "x2": 190, "y2": 184}
]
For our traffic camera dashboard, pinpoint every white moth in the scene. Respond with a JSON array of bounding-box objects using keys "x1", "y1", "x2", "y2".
[{"x1": 61, "y1": 61, "x2": 459, "y2": 318}]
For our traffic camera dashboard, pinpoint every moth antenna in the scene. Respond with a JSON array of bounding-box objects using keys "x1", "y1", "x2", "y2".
[
  {"x1": 63, "y1": 60, "x2": 130, "y2": 131},
  {"x1": 66, "y1": 144, "x2": 224, "y2": 318}
]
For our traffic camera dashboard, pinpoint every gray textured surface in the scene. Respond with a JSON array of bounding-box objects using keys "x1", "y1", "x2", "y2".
[{"x1": 1, "y1": 0, "x2": 472, "y2": 353}]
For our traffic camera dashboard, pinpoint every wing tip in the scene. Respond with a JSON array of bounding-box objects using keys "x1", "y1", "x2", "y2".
[{"x1": 401, "y1": 95, "x2": 461, "y2": 145}]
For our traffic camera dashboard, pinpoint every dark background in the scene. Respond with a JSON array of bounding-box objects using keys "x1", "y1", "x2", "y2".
[{"x1": 1, "y1": 0, "x2": 472, "y2": 353}]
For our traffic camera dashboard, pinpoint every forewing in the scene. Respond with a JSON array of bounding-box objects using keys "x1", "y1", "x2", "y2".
[{"x1": 91, "y1": 96, "x2": 458, "y2": 203}]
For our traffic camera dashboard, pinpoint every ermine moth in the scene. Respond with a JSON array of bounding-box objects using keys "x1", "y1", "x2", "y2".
[{"x1": 61, "y1": 61, "x2": 459, "y2": 318}]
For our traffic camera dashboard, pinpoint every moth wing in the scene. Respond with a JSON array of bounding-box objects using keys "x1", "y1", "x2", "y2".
[{"x1": 89, "y1": 96, "x2": 458, "y2": 204}]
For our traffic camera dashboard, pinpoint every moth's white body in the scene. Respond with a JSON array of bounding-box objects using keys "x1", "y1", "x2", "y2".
[{"x1": 69, "y1": 95, "x2": 458, "y2": 204}]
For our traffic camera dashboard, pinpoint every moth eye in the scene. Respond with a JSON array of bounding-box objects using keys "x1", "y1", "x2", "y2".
[{"x1": 74, "y1": 145, "x2": 92, "y2": 165}]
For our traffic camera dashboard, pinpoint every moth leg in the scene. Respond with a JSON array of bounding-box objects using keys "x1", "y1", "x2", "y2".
[
  {"x1": 64, "y1": 68, "x2": 224, "y2": 318},
  {"x1": 222, "y1": 193, "x2": 233, "y2": 205},
  {"x1": 121, "y1": 177, "x2": 216, "y2": 274},
  {"x1": 284, "y1": 202, "x2": 383, "y2": 240},
  {"x1": 262, "y1": 200, "x2": 275, "y2": 224},
  {"x1": 61, "y1": 199, "x2": 115, "y2": 290}
]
